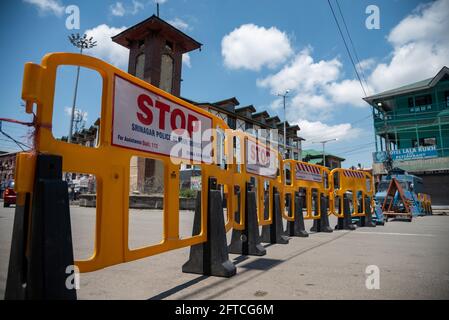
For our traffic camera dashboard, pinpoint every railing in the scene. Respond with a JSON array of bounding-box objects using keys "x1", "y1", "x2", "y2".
[{"x1": 373, "y1": 101, "x2": 449, "y2": 125}]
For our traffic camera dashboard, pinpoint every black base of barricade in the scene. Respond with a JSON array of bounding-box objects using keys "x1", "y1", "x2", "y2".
[
  {"x1": 310, "y1": 195, "x2": 333, "y2": 233},
  {"x1": 335, "y1": 195, "x2": 356, "y2": 230},
  {"x1": 287, "y1": 192, "x2": 309, "y2": 237},
  {"x1": 261, "y1": 188, "x2": 289, "y2": 244},
  {"x1": 182, "y1": 177, "x2": 236, "y2": 278},
  {"x1": 5, "y1": 154, "x2": 76, "y2": 300},
  {"x1": 357, "y1": 198, "x2": 376, "y2": 228},
  {"x1": 228, "y1": 183, "x2": 266, "y2": 256}
]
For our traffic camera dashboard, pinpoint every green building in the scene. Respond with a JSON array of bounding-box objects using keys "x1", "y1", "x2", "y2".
[
  {"x1": 302, "y1": 149, "x2": 345, "y2": 169},
  {"x1": 364, "y1": 66, "x2": 449, "y2": 205}
]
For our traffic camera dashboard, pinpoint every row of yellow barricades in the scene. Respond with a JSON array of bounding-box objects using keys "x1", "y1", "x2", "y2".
[{"x1": 6, "y1": 53, "x2": 377, "y2": 300}]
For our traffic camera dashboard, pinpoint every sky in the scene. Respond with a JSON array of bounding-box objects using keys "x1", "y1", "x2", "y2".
[{"x1": 0, "y1": 0, "x2": 448, "y2": 168}]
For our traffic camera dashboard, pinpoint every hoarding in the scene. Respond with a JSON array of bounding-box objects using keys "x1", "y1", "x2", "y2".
[{"x1": 373, "y1": 145, "x2": 438, "y2": 163}]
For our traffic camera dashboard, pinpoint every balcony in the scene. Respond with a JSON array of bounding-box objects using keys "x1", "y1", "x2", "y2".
[{"x1": 374, "y1": 101, "x2": 449, "y2": 128}]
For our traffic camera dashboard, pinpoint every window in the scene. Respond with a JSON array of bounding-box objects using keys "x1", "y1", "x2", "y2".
[
  {"x1": 410, "y1": 94, "x2": 433, "y2": 112},
  {"x1": 415, "y1": 94, "x2": 432, "y2": 106},
  {"x1": 165, "y1": 40, "x2": 173, "y2": 52},
  {"x1": 423, "y1": 137, "x2": 436, "y2": 146},
  {"x1": 138, "y1": 40, "x2": 145, "y2": 50},
  {"x1": 413, "y1": 137, "x2": 436, "y2": 147},
  {"x1": 135, "y1": 53, "x2": 145, "y2": 80},
  {"x1": 160, "y1": 54, "x2": 174, "y2": 93},
  {"x1": 227, "y1": 117, "x2": 236, "y2": 129},
  {"x1": 236, "y1": 119, "x2": 246, "y2": 131}
]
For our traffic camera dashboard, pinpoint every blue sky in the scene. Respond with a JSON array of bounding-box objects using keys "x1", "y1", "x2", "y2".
[{"x1": 1, "y1": 0, "x2": 448, "y2": 168}]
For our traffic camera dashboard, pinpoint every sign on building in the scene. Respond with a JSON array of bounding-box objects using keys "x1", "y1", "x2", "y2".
[{"x1": 373, "y1": 145, "x2": 438, "y2": 163}]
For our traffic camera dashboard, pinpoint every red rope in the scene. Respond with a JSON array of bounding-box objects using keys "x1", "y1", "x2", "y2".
[{"x1": 0, "y1": 117, "x2": 34, "y2": 127}]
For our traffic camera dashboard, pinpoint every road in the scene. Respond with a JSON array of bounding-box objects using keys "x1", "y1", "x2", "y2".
[{"x1": 1, "y1": 204, "x2": 449, "y2": 299}]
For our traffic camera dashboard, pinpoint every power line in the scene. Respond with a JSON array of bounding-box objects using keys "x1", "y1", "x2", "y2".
[
  {"x1": 344, "y1": 145, "x2": 377, "y2": 156},
  {"x1": 327, "y1": 0, "x2": 367, "y2": 97},
  {"x1": 327, "y1": 141, "x2": 375, "y2": 153},
  {"x1": 349, "y1": 114, "x2": 372, "y2": 127},
  {"x1": 335, "y1": 0, "x2": 370, "y2": 93},
  {"x1": 0, "y1": 123, "x2": 29, "y2": 151},
  {"x1": 329, "y1": 143, "x2": 376, "y2": 155}
]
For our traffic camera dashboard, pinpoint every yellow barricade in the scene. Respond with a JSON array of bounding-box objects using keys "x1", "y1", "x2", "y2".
[
  {"x1": 16, "y1": 53, "x2": 233, "y2": 273},
  {"x1": 283, "y1": 160, "x2": 329, "y2": 220},
  {"x1": 329, "y1": 168, "x2": 374, "y2": 217},
  {"x1": 225, "y1": 130, "x2": 283, "y2": 230}
]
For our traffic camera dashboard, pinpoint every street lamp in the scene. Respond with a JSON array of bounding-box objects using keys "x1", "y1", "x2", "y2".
[
  {"x1": 67, "y1": 33, "x2": 97, "y2": 143},
  {"x1": 277, "y1": 90, "x2": 290, "y2": 159},
  {"x1": 312, "y1": 138, "x2": 338, "y2": 167}
]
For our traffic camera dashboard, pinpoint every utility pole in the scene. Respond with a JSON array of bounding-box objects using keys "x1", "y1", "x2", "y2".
[
  {"x1": 382, "y1": 106, "x2": 393, "y2": 172},
  {"x1": 277, "y1": 90, "x2": 290, "y2": 159},
  {"x1": 313, "y1": 138, "x2": 338, "y2": 167},
  {"x1": 67, "y1": 33, "x2": 97, "y2": 143}
]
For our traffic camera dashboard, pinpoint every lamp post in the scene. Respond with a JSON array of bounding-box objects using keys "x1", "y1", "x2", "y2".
[
  {"x1": 313, "y1": 138, "x2": 338, "y2": 167},
  {"x1": 277, "y1": 90, "x2": 290, "y2": 159},
  {"x1": 67, "y1": 33, "x2": 97, "y2": 143}
]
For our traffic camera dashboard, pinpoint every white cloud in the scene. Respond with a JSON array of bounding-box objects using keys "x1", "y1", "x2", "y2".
[
  {"x1": 258, "y1": 48, "x2": 368, "y2": 119},
  {"x1": 325, "y1": 79, "x2": 368, "y2": 107},
  {"x1": 154, "y1": 0, "x2": 167, "y2": 3},
  {"x1": 110, "y1": 2, "x2": 126, "y2": 16},
  {"x1": 387, "y1": 1, "x2": 449, "y2": 46},
  {"x1": 369, "y1": 0, "x2": 449, "y2": 92},
  {"x1": 85, "y1": 24, "x2": 129, "y2": 69},
  {"x1": 257, "y1": 48, "x2": 342, "y2": 120},
  {"x1": 221, "y1": 24, "x2": 293, "y2": 71},
  {"x1": 257, "y1": 48, "x2": 341, "y2": 94},
  {"x1": 295, "y1": 119, "x2": 361, "y2": 143},
  {"x1": 356, "y1": 58, "x2": 376, "y2": 73},
  {"x1": 168, "y1": 18, "x2": 190, "y2": 31},
  {"x1": 289, "y1": 93, "x2": 332, "y2": 120},
  {"x1": 110, "y1": 0, "x2": 144, "y2": 17},
  {"x1": 182, "y1": 53, "x2": 191, "y2": 68},
  {"x1": 23, "y1": 0, "x2": 65, "y2": 16},
  {"x1": 259, "y1": 0, "x2": 449, "y2": 123},
  {"x1": 131, "y1": 0, "x2": 144, "y2": 14}
]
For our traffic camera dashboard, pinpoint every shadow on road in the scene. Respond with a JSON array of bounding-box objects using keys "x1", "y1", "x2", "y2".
[{"x1": 148, "y1": 275, "x2": 210, "y2": 300}]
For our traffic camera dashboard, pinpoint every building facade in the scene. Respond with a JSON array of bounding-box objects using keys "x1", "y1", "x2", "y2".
[
  {"x1": 183, "y1": 97, "x2": 304, "y2": 161},
  {"x1": 364, "y1": 66, "x2": 449, "y2": 205}
]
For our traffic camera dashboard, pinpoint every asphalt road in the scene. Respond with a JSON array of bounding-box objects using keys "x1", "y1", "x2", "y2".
[{"x1": 1, "y1": 204, "x2": 449, "y2": 300}]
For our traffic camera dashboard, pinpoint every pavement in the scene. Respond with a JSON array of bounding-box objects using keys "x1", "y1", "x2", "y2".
[{"x1": 1, "y1": 204, "x2": 449, "y2": 300}]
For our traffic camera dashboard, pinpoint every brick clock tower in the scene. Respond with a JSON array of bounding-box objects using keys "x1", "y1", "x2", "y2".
[
  {"x1": 112, "y1": 14, "x2": 201, "y2": 96},
  {"x1": 112, "y1": 15, "x2": 202, "y2": 193}
]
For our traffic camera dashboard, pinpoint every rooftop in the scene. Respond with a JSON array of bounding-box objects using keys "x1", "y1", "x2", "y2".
[
  {"x1": 302, "y1": 149, "x2": 345, "y2": 161},
  {"x1": 364, "y1": 66, "x2": 449, "y2": 104},
  {"x1": 112, "y1": 15, "x2": 202, "y2": 53}
]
